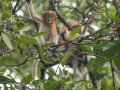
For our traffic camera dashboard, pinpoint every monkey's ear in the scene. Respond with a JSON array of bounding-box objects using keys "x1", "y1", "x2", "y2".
[
  {"x1": 53, "y1": 14, "x2": 57, "y2": 21},
  {"x1": 53, "y1": 12, "x2": 57, "y2": 21},
  {"x1": 42, "y1": 13, "x2": 45, "y2": 18}
]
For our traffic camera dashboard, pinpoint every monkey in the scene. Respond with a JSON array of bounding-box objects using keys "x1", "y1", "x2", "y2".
[
  {"x1": 25, "y1": 0, "x2": 58, "y2": 77},
  {"x1": 26, "y1": 0, "x2": 58, "y2": 45},
  {"x1": 58, "y1": 20, "x2": 89, "y2": 80}
]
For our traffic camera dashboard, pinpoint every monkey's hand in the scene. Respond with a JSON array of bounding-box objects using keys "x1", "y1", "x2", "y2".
[{"x1": 26, "y1": 0, "x2": 30, "y2": 3}]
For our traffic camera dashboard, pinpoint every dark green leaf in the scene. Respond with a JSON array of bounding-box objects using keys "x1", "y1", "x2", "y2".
[
  {"x1": 113, "y1": 57, "x2": 120, "y2": 71},
  {"x1": 14, "y1": 68, "x2": 22, "y2": 75},
  {"x1": 102, "y1": 42, "x2": 116, "y2": 51},
  {"x1": 17, "y1": 22, "x2": 24, "y2": 30},
  {"x1": 0, "y1": 76, "x2": 15, "y2": 83},
  {"x1": 102, "y1": 42, "x2": 120, "y2": 57}
]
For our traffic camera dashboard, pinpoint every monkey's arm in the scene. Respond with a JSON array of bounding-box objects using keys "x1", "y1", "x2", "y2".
[
  {"x1": 26, "y1": 0, "x2": 43, "y2": 23},
  {"x1": 51, "y1": 25, "x2": 58, "y2": 45}
]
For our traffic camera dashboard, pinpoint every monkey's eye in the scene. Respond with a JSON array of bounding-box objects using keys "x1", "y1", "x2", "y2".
[
  {"x1": 46, "y1": 15, "x2": 52, "y2": 19},
  {"x1": 49, "y1": 16, "x2": 53, "y2": 19}
]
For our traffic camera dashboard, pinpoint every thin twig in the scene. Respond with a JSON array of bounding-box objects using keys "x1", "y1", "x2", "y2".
[
  {"x1": 109, "y1": 58, "x2": 116, "y2": 90},
  {"x1": 114, "y1": 68, "x2": 120, "y2": 74},
  {"x1": 12, "y1": 0, "x2": 21, "y2": 15}
]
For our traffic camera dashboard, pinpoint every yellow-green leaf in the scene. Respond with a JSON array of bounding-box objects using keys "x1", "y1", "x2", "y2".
[{"x1": 1, "y1": 32, "x2": 12, "y2": 50}]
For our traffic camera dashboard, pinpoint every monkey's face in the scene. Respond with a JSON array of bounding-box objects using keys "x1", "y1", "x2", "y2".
[{"x1": 42, "y1": 11, "x2": 57, "y2": 24}]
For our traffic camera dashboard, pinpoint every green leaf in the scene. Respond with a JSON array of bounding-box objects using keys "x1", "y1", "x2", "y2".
[
  {"x1": 0, "y1": 76, "x2": 15, "y2": 83},
  {"x1": 113, "y1": 57, "x2": 120, "y2": 71},
  {"x1": 1, "y1": 32, "x2": 12, "y2": 50},
  {"x1": 13, "y1": 41, "x2": 20, "y2": 58},
  {"x1": 59, "y1": 68, "x2": 62, "y2": 80},
  {"x1": 0, "y1": 55, "x2": 18, "y2": 64},
  {"x1": 94, "y1": 58, "x2": 106, "y2": 71},
  {"x1": 20, "y1": 35, "x2": 36, "y2": 45},
  {"x1": 0, "y1": 67, "x2": 6, "y2": 75},
  {"x1": 44, "y1": 80, "x2": 56, "y2": 90},
  {"x1": 80, "y1": 44, "x2": 92, "y2": 53},
  {"x1": 66, "y1": 26, "x2": 82, "y2": 40},
  {"x1": 102, "y1": 42, "x2": 116, "y2": 51},
  {"x1": 53, "y1": 76, "x2": 59, "y2": 81},
  {"x1": 17, "y1": 22, "x2": 24, "y2": 30},
  {"x1": 24, "y1": 65, "x2": 34, "y2": 73},
  {"x1": 2, "y1": 12, "x2": 10, "y2": 20},
  {"x1": 19, "y1": 26, "x2": 31, "y2": 32},
  {"x1": 100, "y1": 78, "x2": 107, "y2": 89},
  {"x1": 102, "y1": 42, "x2": 120, "y2": 57},
  {"x1": 72, "y1": 33, "x2": 83, "y2": 40},
  {"x1": 32, "y1": 80, "x2": 40, "y2": 86},
  {"x1": 48, "y1": 68, "x2": 56, "y2": 78},
  {"x1": 89, "y1": 87, "x2": 98, "y2": 90},
  {"x1": 66, "y1": 29, "x2": 71, "y2": 40},
  {"x1": 104, "y1": 5, "x2": 108, "y2": 21},
  {"x1": 62, "y1": 46, "x2": 75, "y2": 62},
  {"x1": 78, "y1": 80, "x2": 91, "y2": 88},
  {"x1": 39, "y1": 47, "x2": 46, "y2": 57},
  {"x1": 4, "y1": 84, "x2": 8, "y2": 90},
  {"x1": 70, "y1": 26, "x2": 81, "y2": 38},
  {"x1": 31, "y1": 32, "x2": 48, "y2": 37},
  {"x1": 14, "y1": 68, "x2": 22, "y2": 75},
  {"x1": 25, "y1": 74, "x2": 33, "y2": 84},
  {"x1": 108, "y1": 6, "x2": 118, "y2": 21},
  {"x1": 87, "y1": 58, "x2": 96, "y2": 71},
  {"x1": 42, "y1": 56, "x2": 55, "y2": 63},
  {"x1": 59, "y1": 80, "x2": 66, "y2": 86},
  {"x1": 14, "y1": 84, "x2": 22, "y2": 90},
  {"x1": 43, "y1": 42, "x2": 53, "y2": 47}
]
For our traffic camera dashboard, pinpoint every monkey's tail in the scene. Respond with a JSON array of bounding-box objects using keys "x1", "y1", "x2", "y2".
[{"x1": 32, "y1": 59, "x2": 40, "y2": 78}]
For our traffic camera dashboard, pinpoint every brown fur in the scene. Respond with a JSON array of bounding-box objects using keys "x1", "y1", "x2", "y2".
[{"x1": 58, "y1": 20, "x2": 89, "y2": 81}]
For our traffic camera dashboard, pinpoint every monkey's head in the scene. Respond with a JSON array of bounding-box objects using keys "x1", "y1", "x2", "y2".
[{"x1": 42, "y1": 11, "x2": 57, "y2": 24}]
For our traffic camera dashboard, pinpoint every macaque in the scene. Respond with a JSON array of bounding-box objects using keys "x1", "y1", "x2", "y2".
[
  {"x1": 25, "y1": 0, "x2": 58, "y2": 77},
  {"x1": 59, "y1": 20, "x2": 89, "y2": 81}
]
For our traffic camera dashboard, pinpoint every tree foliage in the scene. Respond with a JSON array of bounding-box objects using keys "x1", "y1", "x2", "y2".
[{"x1": 0, "y1": 0, "x2": 120, "y2": 90}]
